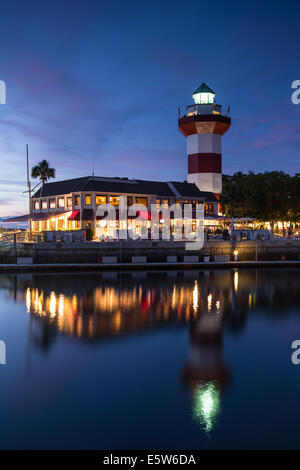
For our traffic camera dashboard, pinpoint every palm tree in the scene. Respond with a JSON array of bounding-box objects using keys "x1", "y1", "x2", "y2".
[{"x1": 31, "y1": 160, "x2": 56, "y2": 197}]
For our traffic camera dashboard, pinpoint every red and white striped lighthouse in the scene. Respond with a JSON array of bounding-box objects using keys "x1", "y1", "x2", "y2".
[{"x1": 178, "y1": 83, "x2": 231, "y2": 195}]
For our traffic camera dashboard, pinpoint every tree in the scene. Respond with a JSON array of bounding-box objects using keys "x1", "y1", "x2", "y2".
[
  {"x1": 221, "y1": 171, "x2": 300, "y2": 227},
  {"x1": 31, "y1": 160, "x2": 55, "y2": 197}
]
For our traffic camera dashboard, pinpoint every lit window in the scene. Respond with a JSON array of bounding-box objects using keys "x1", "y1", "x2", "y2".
[
  {"x1": 85, "y1": 195, "x2": 91, "y2": 205},
  {"x1": 109, "y1": 196, "x2": 119, "y2": 206},
  {"x1": 136, "y1": 197, "x2": 148, "y2": 206},
  {"x1": 75, "y1": 195, "x2": 80, "y2": 206},
  {"x1": 162, "y1": 199, "x2": 169, "y2": 206},
  {"x1": 34, "y1": 201, "x2": 39, "y2": 210},
  {"x1": 193, "y1": 92, "x2": 215, "y2": 104},
  {"x1": 41, "y1": 200, "x2": 47, "y2": 210},
  {"x1": 127, "y1": 196, "x2": 133, "y2": 206},
  {"x1": 50, "y1": 199, "x2": 56, "y2": 209},
  {"x1": 58, "y1": 197, "x2": 65, "y2": 208},
  {"x1": 212, "y1": 110, "x2": 220, "y2": 115},
  {"x1": 96, "y1": 195, "x2": 106, "y2": 205},
  {"x1": 67, "y1": 197, "x2": 72, "y2": 207}
]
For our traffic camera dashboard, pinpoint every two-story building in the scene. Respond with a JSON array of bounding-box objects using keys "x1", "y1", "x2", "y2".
[{"x1": 29, "y1": 175, "x2": 218, "y2": 238}]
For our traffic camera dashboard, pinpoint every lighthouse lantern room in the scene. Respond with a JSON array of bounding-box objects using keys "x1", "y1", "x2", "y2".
[{"x1": 178, "y1": 83, "x2": 231, "y2": 195}]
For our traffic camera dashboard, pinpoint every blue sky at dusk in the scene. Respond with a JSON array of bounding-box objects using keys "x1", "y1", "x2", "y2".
[{"x1": 0, "y1": 0, "x2": 300, "y2": 216}]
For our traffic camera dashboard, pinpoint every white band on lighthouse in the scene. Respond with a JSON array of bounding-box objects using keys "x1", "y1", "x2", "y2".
[{"x1": 188, "y1": 173, "x2": 222, "y2": 194}]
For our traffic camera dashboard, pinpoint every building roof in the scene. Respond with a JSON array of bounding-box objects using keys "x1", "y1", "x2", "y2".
[
  {"x1": 33, "y1": 176, "x2": 217, "y2": 202},
  {"x1": 3, "y1": 214, "x2": 30, "y2": 223},
  {"x1": 193, "y1": 82, "x2": 215, "y2": 95}
]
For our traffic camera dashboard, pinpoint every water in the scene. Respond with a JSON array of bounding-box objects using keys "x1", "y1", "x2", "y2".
[{"x1": 0, "y1": 268, "x2": 299, "y2": 450}]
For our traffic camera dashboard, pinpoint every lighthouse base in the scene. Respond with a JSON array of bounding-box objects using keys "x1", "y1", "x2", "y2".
[{"x1": 188, "y1": 172, "x2": 222, "y2": 194}]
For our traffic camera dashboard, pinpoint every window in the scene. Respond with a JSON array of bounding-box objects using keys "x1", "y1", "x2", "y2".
[
  {"x1": 156, "y1": 199, "x2": 160, "y2": 207},
  {"x1": 109, "y1": 196, "x2": 119, "y2": 206},
  {"x1": 57, "y1": 218, "x2": 64, "y2": 230},
  {"x1": 41, "y1": 200, "x2": 47, "y2": 210},
  {"x1": 127, "y1": 196, "x2": 133, "y2": 207},
  {"x1": 85, "y1": 195, "x2": 91, "y2": 205},
  {"x1": 67, "y1": 197, "x2": 72, "y2": 207},
  {"x1": 205, "y1": 203, "x2": 214, "y2": 214},
  {"x1": 136, "y1": 197, "x2": 148, "y2": 206},
  {"x1": 193, "y1": 92, "x2": 215, "y2": 105},
  {"x1": 50, "y1": 199, "x2": 56, "y2": 209},
  {"x1": 32, "y1": 221, "x2": 39, "y2": 231},
  {"x1": 58, "y1": 197, "x2": 65, "y2": 208},
  {"x1": 96, "y1": 195, "x2": 106, "y2": 205},
  {"x1": 162, "y1": 199, "x2": 169, "y2": 206},
  {"x1": 75, "y1": 195, "x2": 80, "y2": 206},
  {"x1": 33, "y1": 201, "x2": 39, "y2": 210}
]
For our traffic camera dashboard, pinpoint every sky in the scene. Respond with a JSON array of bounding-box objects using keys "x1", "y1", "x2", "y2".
[{"x1": 0, "y1": 0, "x2": 300, "y2": 216}]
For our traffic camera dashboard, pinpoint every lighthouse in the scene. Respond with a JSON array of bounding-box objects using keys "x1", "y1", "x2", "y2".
[{"x1": 178, "y1": 83, "x2": 231, "y2": 195}]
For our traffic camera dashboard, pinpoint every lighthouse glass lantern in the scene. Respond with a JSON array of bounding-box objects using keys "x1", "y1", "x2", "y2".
[{"x1": 192, "y1": 83, "x2": 215, "y2": 104}]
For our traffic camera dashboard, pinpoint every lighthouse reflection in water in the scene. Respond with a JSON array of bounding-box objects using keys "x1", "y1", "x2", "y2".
[
  {"x1": 1, "y1": 268, "x2": 300, "y2": 449},
  {"x1": 18, "y1": 271, "x2": 232, "y2": 434}
]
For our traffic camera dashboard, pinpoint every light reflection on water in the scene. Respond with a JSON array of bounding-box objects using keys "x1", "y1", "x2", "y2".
[
  {"x1": 194, "y1": 382, "x2": 220, "y2": 433},
  {"x1": 1, "y1": 268, "x2": 300, "y2": 448}
]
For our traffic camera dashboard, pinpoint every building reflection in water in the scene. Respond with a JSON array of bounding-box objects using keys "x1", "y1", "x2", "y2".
[{"x1": 3, "y1": 268, "x2": 300, "y2": 433}]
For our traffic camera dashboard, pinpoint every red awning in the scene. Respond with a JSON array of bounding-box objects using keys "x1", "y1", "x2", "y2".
[
  {"x1": 68, "y1": 210, "x2": 80, "y2": 221},
  {"x1": 68, "y1": 209, "x2": 94, "y2": 221},
  {"x1": 135, "y1": 210, "x2": 152, "y2": 221}
]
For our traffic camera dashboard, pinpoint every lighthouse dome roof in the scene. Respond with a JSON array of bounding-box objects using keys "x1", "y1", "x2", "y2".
[{"x1": 193, "y1": 82, "x2": 215, "y2": 95}]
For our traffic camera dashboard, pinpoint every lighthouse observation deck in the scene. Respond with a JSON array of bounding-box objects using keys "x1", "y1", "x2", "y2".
[
  {"x1": 178, "y1": 111, "x2": 231, "y2": 137},
  {"x1": 186, "y1": 103, "x2": 222, "y2": 116}
]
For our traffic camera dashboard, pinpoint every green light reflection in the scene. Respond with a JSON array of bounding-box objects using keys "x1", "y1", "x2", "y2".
[{"x1": 193, "y1": 382, "x2": 220, "y2": 433}]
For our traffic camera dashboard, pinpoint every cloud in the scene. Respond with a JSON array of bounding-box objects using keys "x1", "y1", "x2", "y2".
[{"x1": 252, "y1": 122, "x2": 300, "y2": 149}]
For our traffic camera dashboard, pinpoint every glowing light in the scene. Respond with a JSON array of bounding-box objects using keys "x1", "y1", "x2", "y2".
[
  {"x1": 193, "y1": 281, "x2": 198, "y2": 311},
  {"x1": 234, "y1": 271, "x2": 239, "y2": 293},
  {"x1": 216, "y1": 300, "x2": 220, "y2": 313},
  {"x1": 194, "y1": 382, "x2": 220, "y2": 433},
  {"x1": 26, "y1": 287, "x2": 31, "y2": 312},
  {"x1": 207, "y1": 293, "x2": 212, "y2": 311},
  {"x1": 193, "y1": 92, "x2": 215, "y2": 104},
  {"x1": 58, "y1": 294, "x2": 64, "y2": 317},
  {"x1": 49, "y1": 292, "x2": 56, "y2": 317}
]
